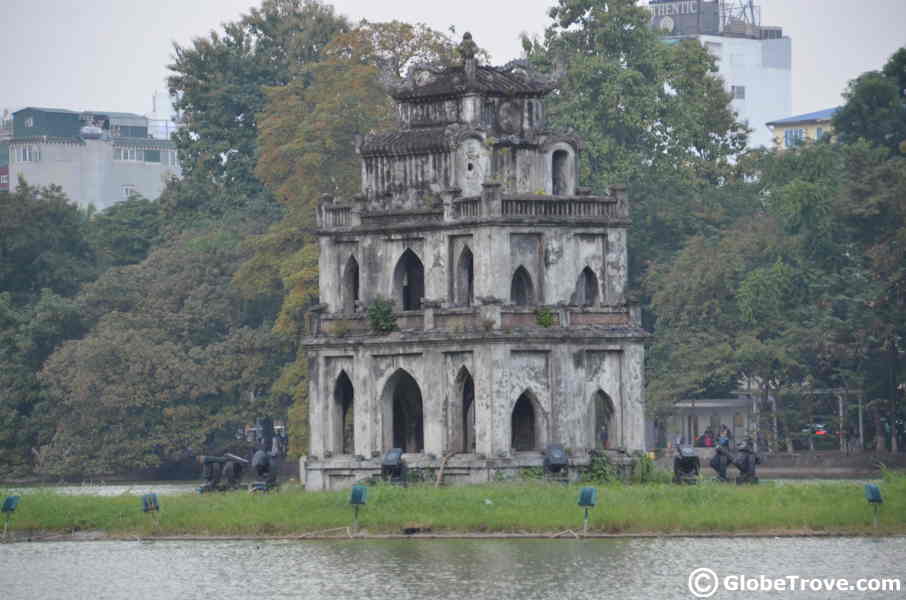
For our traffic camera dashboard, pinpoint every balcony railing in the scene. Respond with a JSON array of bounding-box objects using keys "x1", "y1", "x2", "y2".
[
  {"x1": 310, "y1": 304, "x2": 635, "y2": 338},
  {"x1": 317, "y1": 184, "x2": 630, "y2": 230}
]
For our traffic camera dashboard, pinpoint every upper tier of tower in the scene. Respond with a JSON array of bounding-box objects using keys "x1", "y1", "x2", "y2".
[{"x1": 355, "y1": 33, "x2": 578, "y2": 209}]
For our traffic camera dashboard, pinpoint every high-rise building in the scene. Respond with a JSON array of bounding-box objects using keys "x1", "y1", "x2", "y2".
[{"x1": 650, "y1": 0, "x2": 792, "y2": 148}]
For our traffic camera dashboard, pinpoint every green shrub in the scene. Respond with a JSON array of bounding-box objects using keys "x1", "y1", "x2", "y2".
[
  {"x1": 519, "y1": 466, "x2": 545, "y2": 480},
  {"x1": 535, "y1": 307, "x2": 555, "y2": 328},
  {"x1": 631, "y1": 453, "x2": 672, "y2": 484},
  {"x1": 582, "y1": 453, "x2": 617, "y2": 483},
  {"x1": 367, "y1": 297, "x2": 397, "y2": 332}
]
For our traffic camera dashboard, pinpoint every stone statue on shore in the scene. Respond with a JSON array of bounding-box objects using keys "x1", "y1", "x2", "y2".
[{"x1": 198, "y1": 454, "x2": 248, "y2": 493}]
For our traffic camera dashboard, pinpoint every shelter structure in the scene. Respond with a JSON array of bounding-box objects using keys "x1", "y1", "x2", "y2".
[{"x1": 301, "y1": 34, "x2": 648, "y2": 490}]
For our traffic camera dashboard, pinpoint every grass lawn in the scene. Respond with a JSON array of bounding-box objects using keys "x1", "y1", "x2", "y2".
[{"x1": 3, "y1": 474, "x2": 904, "y2": 538}]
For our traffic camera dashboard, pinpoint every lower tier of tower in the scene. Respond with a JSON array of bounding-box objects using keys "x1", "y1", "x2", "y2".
[{"x1": 302, "y1": 333, "x2": 645, "y2": 491}]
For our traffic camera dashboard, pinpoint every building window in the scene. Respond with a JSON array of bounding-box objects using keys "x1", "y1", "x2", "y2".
[
  {"x1": 24, "y1": 117, "x2": 34, "y2": 128},
  {"x1": 784, "y1": 128, "x2": 805, "y2": 148},
  {"x1": 114, "y1": 147, "x2": 144, "y2": 161},
  {"x1": 0, "y1": 175, "x2": 8, "y2": 185},
  {"x1": 122, "y1": 185, "x2": 136, "y2": 199},
  {"x1": 731, "y1": 85, "x2": 746, "y2": 100},
  {"x1": 167, "y1": 150, "x2": 179, "y2": 168},
  {"x1": 13, "y1": 145, "x2": 41, "y2": 162}
]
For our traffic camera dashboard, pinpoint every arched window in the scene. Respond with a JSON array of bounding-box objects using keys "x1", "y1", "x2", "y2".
[
  {"x1": 455, "y1": 367, "x2": 476, "y2": 453},
  {"x1": 573, "y1": 266, "x2": 599, "y2": 306},
  {"x1": 456, "y1": 246, "x2": 474, "y2": 306},
  {"x1": 510, "y1": 266, "x2": 534, "y2": 306},
  {"x1": 381, "y1": 369, "x2": 424, "y2": 453},
  {"x1": 334, "y1": 371, "x2": 355, "y2": 454},
  {"x1": 511, "y1": 392, "x2": 537, "y2": 451},
  {"x1": 591, "y1": 390, "x2": 615, "y2": 450},
  {"x1": 393, "y1": 249, "x2": 424, "y2": 311},
  {"x1": 342, "y1": 256, "x2": 359, "y2": 313},
  {"x1": 552, "y1": 149, "x2": 570, "y2": 196}
]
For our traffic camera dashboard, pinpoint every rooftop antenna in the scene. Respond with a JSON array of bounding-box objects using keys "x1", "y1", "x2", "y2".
[{"x1": 720, "y1": 0, "x2": 761, "y2": 34}]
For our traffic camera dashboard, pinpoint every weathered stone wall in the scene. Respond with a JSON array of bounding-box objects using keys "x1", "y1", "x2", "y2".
[
  {"x1": 319, "y1": 222, "x2": 629, "y2": 313},
  {"x1": 304, "y1": 333, "x2": 645, "y2": 490},
  {"x1": 304, "y1": 40, "x2": 647, "y2": 491}
]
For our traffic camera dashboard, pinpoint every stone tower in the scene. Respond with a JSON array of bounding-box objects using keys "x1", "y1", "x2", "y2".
[{"x1": 302, "y1": 34, "x2": 648, "y2": 490}]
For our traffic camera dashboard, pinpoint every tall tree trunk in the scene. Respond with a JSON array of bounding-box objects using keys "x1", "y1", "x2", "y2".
[
  {"x1": 762, "y1": 387, "x2": 774, "y2": 454},
  {"x1": 874, "y1": 405, "x2": 886, "y2": 452},
  {"x1": 889, "y1": 340, "x2": 899, "y2": 453}
]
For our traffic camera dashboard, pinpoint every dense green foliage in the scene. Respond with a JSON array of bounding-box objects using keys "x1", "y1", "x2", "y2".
[
  {"x1": 647, "y1": 48, "x2": 906, "y2": 451},
  {"x1": 167, "y1": 0, "x2": 348, "y2": 196},
  {"x1": 6, "y1": 475, "x2": 906, "y2": 536}
]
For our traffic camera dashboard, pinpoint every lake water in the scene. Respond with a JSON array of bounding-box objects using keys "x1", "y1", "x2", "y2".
[
  {"x1": 1, "y1": 537, "x2": 902, "y2": 599},
  {"x1": 4, "y1": 481, "x2": 200, "y2": 496}
]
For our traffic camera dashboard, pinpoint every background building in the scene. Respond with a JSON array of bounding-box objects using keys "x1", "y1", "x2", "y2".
[
  {"x1": 766, "y1": 107, "x2": 839, "y2": 149},
  {"x1": 0, "y1": 110, "x2": 11, "y2": 192},
  {"x1": 7, "y1": 106, "x2": 181, "y2": 209},
  {"x1": 650, "y1": 0, "x2": 792, "y2": 148}
]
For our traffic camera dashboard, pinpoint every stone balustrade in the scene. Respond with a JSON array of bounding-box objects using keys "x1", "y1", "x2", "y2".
[
  {"x1": 317, "y1": 184, "x2": 629, "y2": 230},
  {"x1": 312, "y1": 304, "x2": 635, "y2": 337}
]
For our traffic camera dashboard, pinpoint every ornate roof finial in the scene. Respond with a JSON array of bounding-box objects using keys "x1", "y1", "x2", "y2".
[{"x1": 459, "y1": 32, "x2": 478, "y2": 82}]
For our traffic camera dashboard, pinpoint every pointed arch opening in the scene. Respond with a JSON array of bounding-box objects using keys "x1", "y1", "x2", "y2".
[
  {"x1": 552, "y1": 149, "x2": 570, "y2": 196},
  {"x1": 510, "y1": 266, "x2": 535, "y2": 306},
  {"x1": 512, "y1": 391, "x2": 539, "y2": 451},
  {"x1": 456, "y1": 246, "x2": 474, "y2": 307},
  {"x1": 381, "y1": 369, "x2": 424, "y2": 453},
  {"x1": 591, "y1": 390, "x2": 615, "y2": 450},
  {"x1": 333, "y1": 371, "x2": 355, "y2": 455},
  {"x1": 342, "y1": 255, "x2": 360, "y2": 313},
  {"x1": 573, "y1": 266, "x2": 599, "y2": 307},
  {"x1": 393, "y1": 249, "x2": 424, "y2": 311},
  {"x1": 453, "y1": 367, "x2": 476, "y2": 453}
]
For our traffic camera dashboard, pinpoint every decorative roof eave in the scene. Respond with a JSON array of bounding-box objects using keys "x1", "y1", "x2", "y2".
[
  {"x1": 358, "y1": 126, "x2": 454, "y2": 157},
  {"x1": 378, "y1": 33, "x2": 565, "y2": 102}
]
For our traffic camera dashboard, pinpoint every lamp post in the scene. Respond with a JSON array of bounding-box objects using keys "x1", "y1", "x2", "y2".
[{"x1": 577, "y1": 487, "x2": 598, "y2": 535}]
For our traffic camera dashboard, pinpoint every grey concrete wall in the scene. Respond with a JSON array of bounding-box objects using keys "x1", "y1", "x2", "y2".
[
  {"x1": 9, "y1": 138, "x2": 179, "y2": 209},
  {"x1": 10, "y1": 140, "x2": 83, "y2": 204}
]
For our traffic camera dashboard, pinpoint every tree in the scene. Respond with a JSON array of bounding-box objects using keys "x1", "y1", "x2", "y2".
[
  {"x1": 234, "y1": 21, "x2": 459, "y2": 452},
  {"x1": 533, "y1": 0, "x2": 749, "y2": 287},
  {"x1": 0, "y1": 290, "x2": 84, "y2": 475},
  {"x1": 833, "y1": 47, "x2": 906, "y2": 155},
  {"x1": 87, "y1": 195, "x2": 162, "y2": 268},
  {"x1": 39, "y1": 217, "x2": 292, "y2": 476},
  {"x1": 167, "y1": 0, "x2": 349, "y2": 195},
  {"x1": 0, "y1": 179, "x2": 97, "y2": 304}
]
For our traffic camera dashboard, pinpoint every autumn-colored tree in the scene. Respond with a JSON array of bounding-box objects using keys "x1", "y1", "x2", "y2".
[{"x1": 235, "y1": 21, "x2": 459, "y2": 452}]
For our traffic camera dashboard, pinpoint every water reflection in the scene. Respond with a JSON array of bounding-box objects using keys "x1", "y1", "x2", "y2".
[{"x1": 1, "y1": 537, "x2": 902, "y2": 599}]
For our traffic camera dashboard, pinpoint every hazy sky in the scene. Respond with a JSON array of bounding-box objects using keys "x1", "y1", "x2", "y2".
[{"x1": 2, "y1": 0, "x2": 904, "y2": 119}]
